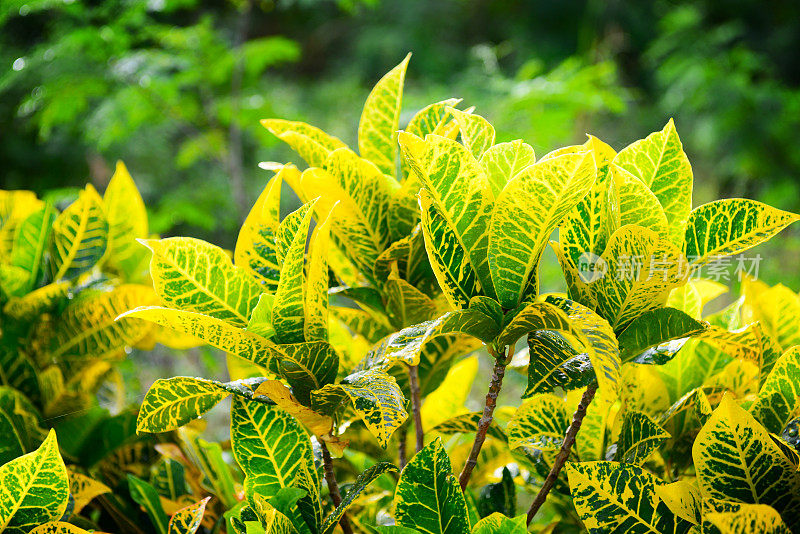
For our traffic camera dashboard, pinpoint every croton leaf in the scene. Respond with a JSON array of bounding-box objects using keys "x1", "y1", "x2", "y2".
[
  {"x1": 254, "y1": 380, "x2": 333, "y2": 437},
  {"x1": 0, "y1": 386, "x2": 44, "y2": 465},
  {"x1": 103, "y1": 160, "x2": 148, "y2": 269},
  {"x1": 320, "y1": 462, "x2": 398, "y2": 534},
  {"x1": 612, "y1": 164, "x2": 669, "y2": 240},
  {"x1": 507, "y1": 394, "x2": 570, "y2": 451},
  {"x1": 750, "y1": 346, "x2": 800, "y2": 434},
  {"x1": 137, "y1": 377, "x2": 232, "y2": 433},
  {"x1": 68, "y1": 469, "x2": 111, "y2": 514},
  {"x1": 477, "y1": 467, "x2": 515, "y2": 519},
  {"x1": 392, "y1": 437, "x2": 470, "y2": 534},
  {"x1": 312, "y1": 368, "x2": 407, "y2": 448},
  {"x1": 615, "y1": 410, "x2": 670, "y2": 465},
  {"x1": 693, "y1": 395, "x2": 800, "y2": 529},
  {"x1": 10, "y1": 203, "x2": 56, "y2": 293},
  {"x1": 261, "y1": 119, "x2": 348, "y2": 169},
  {"x1": 654, "y1": 481, "x2": 702, "y2": 526},
  {"x1": 29, "y1": 523, "x2": 90, "y2": 534},
  {"x1": 703, "y1": 503, "x2": 791, "y2": 534},
  {"x1": 446, "y1": 107, "x2": 495, "y2": 160},
  {"x1": 479, "y1": 140, "x2": 536, "y2": 199},
  {"x1": 168, "y1": 497, "x2": 210, "y2": 534},
  {"x1": 231, "y1": 397, "x2": 315, "y2": 502},
  {"x1": 617, "y1": 307, "x2": 708, "y2": 363},
  {"x1": 684, "y1": 199, "x2": 799, "y2": 267},
  {"x1": 358, "y1": 53, "x2": 410, "y2": 177},
  {"x1": 0, "y1": 430, "x2": 68, "y2": 534},
  {"x1": 129, "y1": 474, "x2": 169, "y2": 534},
  {"x1": 143, "y1": 237, "x2": 263, "y2": 327},
  {"x1": 566, "y1": 461, "x2": 691, "y2": 533},
  {"x1": 304, "y1": 203, "x2": 335, "y2": 342},
  {"x1": 470, "y1": 513, "x2": 527, "y2": 534},
  {"x1": 488, "y1": 149, "x2": 596, "y2": 308},
  {"x1": 427, "y1": 412, "x2": 507, "y2": 442},
  {"x1": 235, "y1": 172, "x2": 283, "y2": 291},
  {"x1": 612, "y1": 118, "x2": 692, "y2": 246},
  {"x1": 47, "y1": 184, "x2": 108, "y2": 282}
]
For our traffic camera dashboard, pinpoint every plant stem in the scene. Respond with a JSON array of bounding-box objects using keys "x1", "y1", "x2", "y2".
[
  {"x1": 320, "y1": 441, "x2": 354, "y2": 534},
  {"x1": 408, "y1": 364, "x2": 424, "y2": 452},
  {"x1": 398, "y1": 426, "x2": 408, "y2": 469},
  {"x1": 526, "y1": 382, "x2": 598, "y2": 525},
  {"x1": 458, "y1": 348, "x2": 509, "y2": 491}
]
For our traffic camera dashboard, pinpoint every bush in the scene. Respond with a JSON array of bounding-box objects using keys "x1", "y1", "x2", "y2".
[{"x1": 1, "y1": 56, "x2": 799, "y2": 534}]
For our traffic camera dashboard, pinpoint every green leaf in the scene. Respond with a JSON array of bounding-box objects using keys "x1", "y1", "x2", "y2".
[
  {"x1": 693, "y1": 395, "x2": 800, "y2": 529},
  {"x1": 143, "y1": 237, "x2": 263, "y2": 326},
  {"x1": 304, "y1": 204, "x2": 334, "y2": 342},
  {"x1": 612, "y1": 118, "x2": 692, "y2": 245},
  {"x1": 277, "y1": 341, "x2": 338, "y2": 406},
  {"x1": 428, "y1": 412, "x2": 507, "y2": 442},
  {"x1": 128, "y1": 475, "x2": 169, "y2": 534},
  {"x1": 231, "y1": 397, "x2": 315, "y2": 502},
  {"x1": 48, "y1": 284, "x2": 156, "y2": 360},
  {"x1": 272, "y1": 201, "x2": 316, "y2": 344},
  {"x1": 655, "y1": 481, "x2": 702, "y2": 525},
  {"x1": 613, "y1": 164, "x2": 669, "y2": 239},
  {"x1": 0, "y1": 387, "x2": 45, "y2": 465},
  {"x1": 489, "y1": 149, "x2": 597, "y2": 308},
  {"x1": 235, "y1": 173, "x2": 283, "y2": 291},
  {"x1": 684, "y1": 199, "x2": 799, "y2": 266},
  {"x1": 470, "y1": 513, "x2": 527, "y2": 534},
  {"x1": 591, "y1": 225, "x2": 687, "y2": 331},
  {"x1": 189, "y1": 437, "x2": 238, "y2": 509},
  {"x1": 751, "y1": 346, "x2": 800, "y2": 433},
  {"x1": 312, "y1": 368, "x2": 407, "y2": 448},
  {"x1": 524, "y1": 331, "x2": 592, "y2": 396},
  {"x1": 566, "y1": 461, "x2": 690, "y2": 534},
  {"x1": 47, "y1": 185, "x2": 108, "y2": 281},
  {"x1": 11, "y1": 203, "x2": 56, "y2": 292},
  {"x1": 617, "y1": 307, "x2": 708, "y2": 363},
  {"x1": 0, "y1": 344, "x2": 40, "y2": 408},
  {"x1": 477, "y1": 467, "x2": 515, "y2": 518},
  {"x1": 248, "y1": 293, "x2": 276, "y2": 339},
  {"x1": 615, "y1": 410, "x2": 670, "y2": 464},
  {"x1": 393, "y1": 437, "x2": 470, "y2": 534},
  {"x1": 446, "y1": 107, "x2": 495, "y2": 160},
  {"x1": 150, "y1": 458, "x2": 187, "y2": 501},
  {"x1": 358, "y1": 53, "x2": 410, "y2": 177},
  {"x1": 0, "y1": 430, "x2": 68, "y2": 534},
  {"x1": 261, "y1": 119, "x2": 348, "y2": 169},
  {"x1": 137, "y1": 377, "x2": 231, "y2": 433},
  {"x1": 29, "y1": 522, "x2": 91, "y2": 534},
  {"x1": 385, "y1": 271, "x2": 437, "y2": 329},
  {"x1": 507, "y1": 395, "x2": 570, "y2": 451},
  {"x1": 479, "y1": 140, "x2": 536, "y2": 198},
  {"x1": 168, "y1": 497, "x2": 210, "y2": 534},
  {"x1": 399, "y1": 131, "x2": 494, "y2": 306},
  {"x1": 320, "y1": 462, "x2": 398, "y2": 534}
]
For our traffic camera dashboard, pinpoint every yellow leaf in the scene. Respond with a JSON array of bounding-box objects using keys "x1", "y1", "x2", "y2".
[
  {"x1": 420, "y1": 355, "x2": 478, "y2": 430},
  {"x1": 254, "y1": 380, "x2": 333, "y2": 437}
]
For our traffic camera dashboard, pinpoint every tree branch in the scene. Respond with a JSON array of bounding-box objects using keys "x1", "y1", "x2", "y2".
[
  {"x1": 458, "y1": 347, "x2": 509, "y2": 491},
  {"x1": 398, "y1": 425, "x2": 408, "y2": 469},
  {"x1": 526, "y1": 382, "x2": 598, "y2": 525},
  {"x1": 408, "y1": 364, "x2": 424, "y2": 452},
  {"x1": 320, "y1": 441, "x2": 354, "y2": 534}
]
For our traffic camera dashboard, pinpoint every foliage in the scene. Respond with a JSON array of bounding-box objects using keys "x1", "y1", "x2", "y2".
[{"x1": 2, "y1": 55, "x2": 800, "y2": 534}]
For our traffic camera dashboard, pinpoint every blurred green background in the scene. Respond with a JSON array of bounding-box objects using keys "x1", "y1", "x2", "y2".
[{"x1": 4, "y1": 0, "x2": 800, "y2": 431}]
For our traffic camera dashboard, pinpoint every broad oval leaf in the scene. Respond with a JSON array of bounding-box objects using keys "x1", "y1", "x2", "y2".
[
  {"x1": 615, "y1": 410, "x2": 670, "y2": 465},
  {"x1": 489, "y1": 149, "x2": 596, "y2": 308},
  {"x1": 0, "y1": 430, "x2": 70, "y2": 534},
  {"x1": 29, "y1": 523, "x2": 90, "y2": 534},
  {"x1": 613, "y1": 164, "x2": 669, "y2": 239},
  {"x1": 144, "y1": 237, "x2": 263, "y2": 326},
  {"x1": 168, "y1": 497, "x2": 210, "y2": 534},
  {"x1": 10, "y1": 203, "x2": 56, "y2": 293},
  {"x1": 470, "y1": 513, "x2": 527, "y2": 534},
  {"x1": 684, "y1": 199, "x2": 799, "y2": 267},
  {"x1": 704, "y1": 503, "x2": 791, "y2": 534},
  {"x1": 393, "y1": 437, "x2": 470, "y2": 534},
  {"x1": 446, "y1": 107, "x2": 495, "y2": 159},
  {"x1": 137, "y1": 377, "x2": 231, "y2": 433},
  {"x1": 751, "y1": 346, "x2": 800, "y2": 434},
  {"x1": 479, "y1": 140, "x2": 536, "y2": 198},
  {"x1": 507, "y1": 394, "x2": 570, "y2": 451},
  {"x1": 235, "y1": 172, "x2": 283, "y2": 291},
  {"x1": 617, "y1": 307, "x2": 708, "y2": 363},
  {"x1": 103, "y1": 161, "x2": 148, "y2": 269},
  {"x1": 261, "y1": 119, "x2": 348, "y2": 169}
]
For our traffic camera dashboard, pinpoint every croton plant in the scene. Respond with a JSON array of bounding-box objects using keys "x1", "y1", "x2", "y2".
[{"x1": 2, "y1": 55, "x2": 800, "y2": 534}]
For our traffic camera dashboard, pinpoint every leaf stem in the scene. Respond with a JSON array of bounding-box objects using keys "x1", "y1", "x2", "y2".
[
  {"x1": 409, "y1": 364, "x2": 424, "y2": 452},
  {"x1": 526, "y1": 382, "x2": 598, "y2": 525},
  {"x1": 398, "y1": 426, "x2": 408, "y2": 469},
  {"x1": 320, "y1": 441, "x2": 354, "y2": 534},
  {"x1": 458, "y1": 346, "x2": 509, "y2": 491}
]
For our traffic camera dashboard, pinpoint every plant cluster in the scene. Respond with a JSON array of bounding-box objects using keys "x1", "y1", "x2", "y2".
[{"x1": 2, "y1": 55, "x2": 800, "y2": 534}]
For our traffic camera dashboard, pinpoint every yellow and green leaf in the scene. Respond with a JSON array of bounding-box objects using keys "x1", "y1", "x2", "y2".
[
  {"x1": 507, "y1": 394, "x2": 570, "y2": 451},
  {"x1": 103, "y1": 161, "x2": 149, "y2": 271},
  {"x1": 168, "y1": 496, "x2": 210, "y2": 534},
  {"x1": 615, "y1": 410, "x2": 670, "y2": 465},
  {"x1": 261, "y1": 119, "x2": 348, "y2": 169}
]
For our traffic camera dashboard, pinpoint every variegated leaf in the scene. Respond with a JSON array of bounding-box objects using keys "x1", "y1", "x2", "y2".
[
  {"x1": 261, "y1": 119, "x2": 348, "y2": 169},
  {"x1": 693, "y1": 395, "x2": 800, "y2": 529},
  {"x1": 144, "y1": 237, "x2": 263, "y2": 326},
  {"x1": 312, "y1": 368, "x2": 407, "y2": 447},
  {"x1": 231, "y1": 397, "x2": 315, "y2": 501},
  {"x1": 704, "y1": 503, "x2": 790, "y2": 534},
  {"x1": 320, "y1": 462, "x2": 398, "y2": 534},
  {"x1": 617, "y1": 307, "x2": 707, "y2": 363},
  {"x1": 235, "y1": 172, "x2": 284, "y2": 290},
  {"x1": 304, "y1": 203, "x2": 334, "y2": 342},
  {"x1": 29, "y1": 523, "x2": 90, "y2": 534},
  {"x1": 471, "y1": 513, "x2": 527, "y2": 534},
  {"x1": 741, "y1": 281, "x2": 800, "y2": 352},
  {"x1": 420, "y1": 356, "x2": 478, "y2": 431},
  {"x1": 427, "y1": 412, "x2": 507, "y2": 442},
  {"x1": 128, "y1": 474, "x2": 169, "y2": 534},
  {"x1": 613, "y1": 164, "x2": 669, "y2": 239},
  {"x1": 613, "y1": 119, "x2": 692, "y2": 245},
  {"x1": 103, "y1": 161, "x2": 148, "y2": 269},
  {"x1": 684, "y1": 199, "x2": 799, "y2": 267},
  {"x1": 0, "y1": 387, "x2": 44, "y2": 465},
  {"x1": 489, "y1": 149, "x2": 596, "y2": 308},
  {"x1": 0, "y1": 430, "x2": 69, "y2": 534},
  {"x1": 592, "y1": 225, "x2": 687, "y2": 331},
  {"x1": 168, "y1": 496, "x2": 210, "y2": 534},
  {"x1": 47, "y1": 185, "x2": 108, "y2": 281},
  {"x1": 254, "y1": 380, "x2": 333, "y2": 436},
  {"x1": 615, "y1": 410, "x2": 670, "y2": 465},
  {"x1": 358, "y1": 53, "x2": 410, "y2": 177},
  {"x1": 479, "y1": 140, "x2": 536, "y2": 198},
  {"x1": 3, "y1": 281, "x2": 69, "y2": 321},
  {"x1": 137, "y1": 376, "x2": 233, "y2": 433},
  {"x1": 655, "y1": 481, "x2": 702, "y2": 525},
  {"x1": 10, "y1": 203, "x2": 56, "y2": 292},
  {"x1": 507, "y1": 394, "x2": 570, "y2": 451},
  {"x1": 566, "y1": 461, "x2": 691, "y2": 534},
  {"x1": 393, "y1": 438, "x2": 470, "y2": 534},
  {"x1": 446, "y1": 107, "x2": 495, "y2": 159},
  {"x1": 750, "y1": 346, "x2": 800, "y2": 434}
]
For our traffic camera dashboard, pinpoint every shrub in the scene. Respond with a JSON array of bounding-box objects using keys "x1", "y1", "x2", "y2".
[{"x1": 2, "y1": 55, "x2": 800, "y2": 534}]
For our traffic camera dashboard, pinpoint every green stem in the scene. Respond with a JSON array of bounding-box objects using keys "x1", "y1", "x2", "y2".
[{"x1": 526, "y1": 382, "x2": 598, "y2": 525}]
